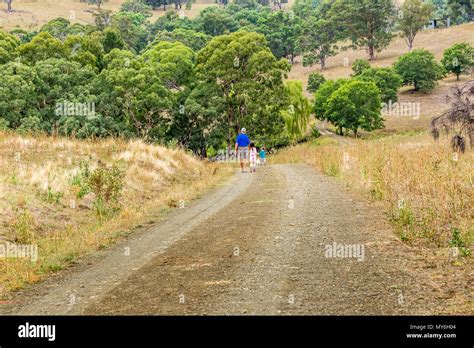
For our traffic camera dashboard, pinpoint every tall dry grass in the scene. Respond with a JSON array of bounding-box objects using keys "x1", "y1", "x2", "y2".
[
  {"x1": 0, "y1": 131, "x2": 234, "y2": 296},
  {"x1": 272, "y1": 134, "x2": 473, "y2": 250}
]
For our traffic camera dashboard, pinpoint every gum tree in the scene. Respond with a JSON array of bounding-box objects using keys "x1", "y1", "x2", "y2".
[
  {"x1": 196, "y1": 31, "x2": 290, "y2": 147},
  {"x1": 330, "y1": 0, "x2": 396, "y2": 60},
  {"x1": 397, "y1": 0, "x2": 434, "y2": 51}
]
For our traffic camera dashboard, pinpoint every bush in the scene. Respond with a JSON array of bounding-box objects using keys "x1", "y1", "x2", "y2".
[
  {"x1": 17, "y1": 116, "x2": 43, "y2": 134},
  {"x1": 394, "y1": 49, "x2": 445, "y2": 92},
  {"x1": 307, "y1": 72, "x2": 326, "y2": 93},
  {"x1": 310, "y1": 125, "x2": 321, "y2": 138},
  {"x1": 71, "y1": 160, "x2": 92, "y2": 199},
  {"x1": 0, "y1": 118, "x2": 9, "y2": 131},
  {"x1": 448, "y1": 228, "x2": 471, "y2": 257},
  {"x1": 351, "y1": 59, "x2": 371, "y2": 76},
  {"x1": 87, "y1": 164, "x2": 124, "y2": 219}
]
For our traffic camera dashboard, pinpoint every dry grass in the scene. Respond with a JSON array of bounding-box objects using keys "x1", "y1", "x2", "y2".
[
  {"x1": 0, "y1": 131, "x2": 234, "y2": 296},
  {"x1": 0, "y1": 0, "x2": 219, "y2": 31},
  {"x1": 272, "y1": 134, "x2": 473, "y2": 251},
  {"x1": 0, "y1": 0, "x2": 297, "y2": 31}
]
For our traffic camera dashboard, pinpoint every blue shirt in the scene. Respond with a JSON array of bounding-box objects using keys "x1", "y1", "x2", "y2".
[
  {"x1": 236, "y1": 134, "x2": 250, "y2": 147},
  {"x1": 259, "y1": 150, "x2": 266, "y2": 158}
]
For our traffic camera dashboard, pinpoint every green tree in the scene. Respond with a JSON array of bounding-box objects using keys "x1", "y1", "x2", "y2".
[
  {"x1": 196, "y1": 31, "x2": 290, "y2": 146},
  {"x1": 293, "y1": 0, "x2": 322, "y2": 19},
  {"x1": 152, "y1": 28, "x2": 211, "y2": 52},
  {"x1": 120, "y1": 0, "x2": 152, "y2": 17},
  {"x1": 111, "y1": 11, "x2": 149, "y2": 52},
  {"x1": 33, "y1": 58, "x2": 97, "y2": 131},
  {"x1": 142, "y1": 41, "x2": 195, "y2": 89},
  {"x1": 143, "y1": 0, "x2": 161, "y2": 9},
  {"x1": 234, "y1": 0, "x2": 259, "y2": 8},
  {"x1": 64, "y1": 32, "x2": 105, "y2": 69},
  {"x1": 196, "y1": 7, "x2": 239, "y2": 36},
  {"x1": 330, "y1": 0, "x2": 395, "y2": 60},
  {"x1": 0, "y1": 31, "x2": 20, "y2": 64},
  {"x1": 298, "y1": 1, "x2": 340, "y2": 69},
  {"x1": 93, "y1": 10, "x2": 113, "y2": 30},
  {"x1": 356, "y1": 67, "x2": 402, "y2": 103},
  {"x1": 39, "y1": 18, "x2": 72, "y2": 40},
  {"x1": 397, "y1": 0, "x2": 434, "y2": 51},
  {"x1": 259, "y1": 10, "x2": 303, "y2": 63},
  {"x1": 447, "y1": 0, "x2": 473, "y2": 23},
  {"x1": 9, "y1": 29, "x2": 36, "y2": 44},
  {"x1": 0, "y1": 62, "x2": 38, "y2": 128},
  {"x1": 351, "y1": 58, "x2": 371, "y2": 76},
  {"x1": 97, "y1": 46, "x2": 192, "y2": 139},
  {"x1": 325, "y1": 80, "x2": 383, "y2": 137},
  {"x1": 394, "y1": 49, "x2": 445, "y2": 92},
  {"x1": 102, "y1": 28, "x2": 125, "y2": 53},
  {"x1": 17, "y1": 32, "x2": 68, "y2": 64},
  {"x1": 169, "y1": 82, "x2": 226, "y2": 157},
  {"x1": 313, "y1": 78, "x2": 348, "y2": 132},
  {"x1": 307, "y1": 72, "x2": 326, "y2": 93},
  {"x1": 441, "y1": 43, "x2": 474, "y2": 81},
  {"x1": 148, "y1": 10, "x2": 196, "y2": 37},
  {"x1": 281, "y1": 81, "x2": 311, "y2": 141}
]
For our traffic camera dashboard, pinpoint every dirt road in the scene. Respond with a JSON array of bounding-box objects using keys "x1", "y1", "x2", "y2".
[{"x1": 0, "y1": 164, "x2": 463, "y2": 315}]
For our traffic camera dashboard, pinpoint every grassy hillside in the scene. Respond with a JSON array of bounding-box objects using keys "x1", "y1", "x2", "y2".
[
  {"x1": 0, "y1": 0, "x2": 219, "y2": 31},
  {"x1": 0, "y1": 131, "x2": 233, "y2": 296},
  {"x1": 289, "y1": 22, "x2": 474, "y2": 134}
]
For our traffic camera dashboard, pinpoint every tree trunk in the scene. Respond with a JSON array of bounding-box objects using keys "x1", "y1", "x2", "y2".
[
  {"x1": 320, "y1": 56, "x2": 326, "y2": 70},
  {"x1": 368, "y1": 45, "x2": 376, "y2": 60}
]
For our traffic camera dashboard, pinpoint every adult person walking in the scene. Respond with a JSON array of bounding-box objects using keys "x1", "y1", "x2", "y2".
[{"x1": 235, "y1": 128, "x2": 250, "y2": 173}]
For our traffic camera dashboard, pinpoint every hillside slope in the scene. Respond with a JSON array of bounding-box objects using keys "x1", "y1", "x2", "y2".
[{"x1": 0, "y1": 131, "x2": 232, "y2": 297}]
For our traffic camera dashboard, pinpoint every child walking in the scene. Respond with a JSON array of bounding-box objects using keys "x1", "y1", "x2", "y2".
[
  {"x1": 259, "y1": 146, "x2": 266, "y2": 165},
  {"x1": 249, "y1": 143, "x2": 258, "y2": 173}
]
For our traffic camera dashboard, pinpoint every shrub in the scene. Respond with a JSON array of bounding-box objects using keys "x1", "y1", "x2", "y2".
[
  {"x1": 9, "y1": 209, "x2": 36, "y2": 244},
  {"x1": 17, "y1": 116, "x2": 43, "y2": 134},
  {"x1": 71, "y1": 160, "x2": 92, "y2": 199},
  {"x1": 0, "y1": 118, "x2": 9, "y2": 131},
  {"x1": 87, "y1": 164, "x2": 124, "y2": 219},
  {"x1": 351, "y1": 58, "x2": 371, "y2": 76}
]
